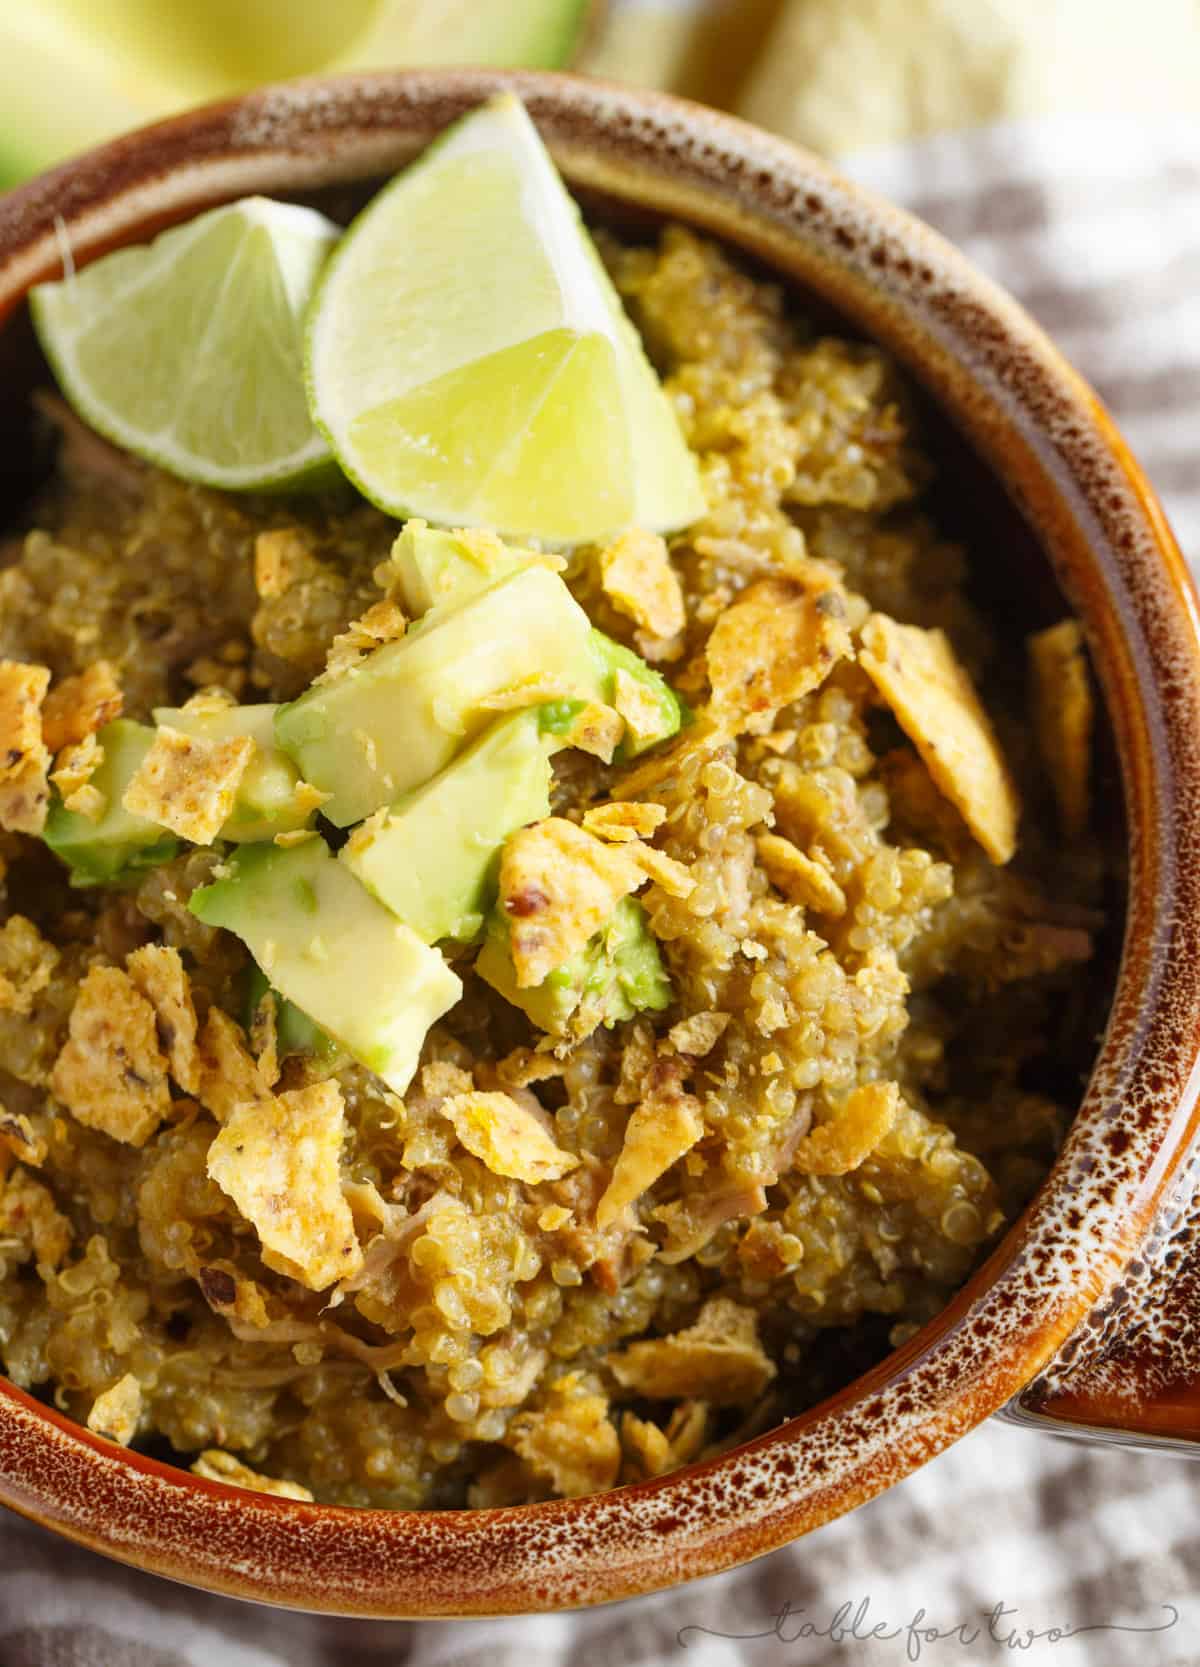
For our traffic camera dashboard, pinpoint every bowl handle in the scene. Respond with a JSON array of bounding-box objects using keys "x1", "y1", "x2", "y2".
[{"x1": 1007, "y1": 1197, "x2": 1200, "y2": 1451}]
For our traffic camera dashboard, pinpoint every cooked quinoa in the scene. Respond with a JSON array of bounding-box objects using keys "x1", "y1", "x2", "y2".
[{"x1": 0, "y1": 226, "x2": 1110, "y2": 1508}]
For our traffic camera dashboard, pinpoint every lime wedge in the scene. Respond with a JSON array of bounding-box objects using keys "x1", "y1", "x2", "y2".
[
  {"x1": 31, "y1": 197, "x2": 339, "y2": 492},
  {"x1": 306, "y1": 94, "x2": 705, "y2": 544}
]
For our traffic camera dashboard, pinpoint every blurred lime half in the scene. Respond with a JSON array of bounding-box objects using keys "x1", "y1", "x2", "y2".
[
  {"x1": 306, "y1": 93, "x2": 705, "y2": 545},
  {"x1": 31, "y1": 197, "x2": 339, "y2": 492}
]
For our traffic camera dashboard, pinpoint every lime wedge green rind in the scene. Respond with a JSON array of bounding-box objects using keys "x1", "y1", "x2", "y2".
[
  {"x1": 31, "y1": 196, "x2": 339, "y2": 493},
  {"x1": 306, "y1": 92, "x2": 704, "y2": 545}
]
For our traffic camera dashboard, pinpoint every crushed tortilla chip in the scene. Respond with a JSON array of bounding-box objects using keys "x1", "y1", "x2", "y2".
[
  {"x1": 441, "y1": 1090, "x2": 578, "y2": 1184},
  {"x1": 478, "y1": 674, "x2": 574, "y2": 713},
  {"x1": 596, "y1": 1063, "x2": 703, "y2": 1230},
  {"x1": 50, "y1": 732, "x2": 106, "y2": 820},
  {"x1": 196, "y1": 1007, "x2": 270, "y2": 1124},
  {"x1": 608, "y1": 1296, "x2": 776, "y2": 1404},
  {"x1": 705, "y1": 575, "x2": 852, "y2": 727},
  {"x1": 1028, "y1": 619, "x2": 1093, "y2": 840},
  {"x1": 0, "y1": 659, "x2": 51, "y2": 834},
  {"x1": 248, "y1": 989, "x2": 280, "y2": 1088},
  {"x1": 197, "y1": 1261, "x2": 271, "y2": 1328},
  {"x1": 42, "y1": 660, "x2": 122, "y2": 753},
  {"x1": 207, "y1": 1080, "x2": 363, "y2": 1292},
  {"x1": 622, "y1": 1401, "x2": 709, "y2": 1479},
  {"x1": 621, "y1": 1410, "x2": 673, "y2": 1478},
  {"x1": 122, "y1": 725, "x2": 255, "y2": 846},
  {"x1": 496, "y1": 1047, "x2": 567, "y2": 1090},
  {"x1": 599, "y1": 528, "x2": 686, "y2": 641},
  {"x1": 0, "y1": 1106, "x2": 46, "y2": 1167},
  {"x1": 87, "y1": 1373, "x2": 142, "y2": 1446},
  {"x1": 0, "y1": 915, "x2": 59, "y2": 1016},
  {"x1": 507, "y1": 1378, "x2": 621, "y2": 1498},
  {"x1": 191, "y1": 1448, "x2": 314, "y2": 1501},
  {"x1": 560, "y1": 701, "x2": 624, "y2": 763},
  {"x1": 611, "y1": 668, "x2": 666, "y2": 750},
  {"x1": 627, "y1": 842, "x2": 695, "y2": 898},
  {"x1": 179, "y1": 686, "x2": 237, "y2": 719},
  {"x1": 756, "y1": 831, "x2": 847, "y2": 916},
  {"x1": 792, "y1": 1081, "x2": 900, "y2": 1175},
  {"x1": 615, "y1": 1021, "x2": 657, "y2": 1106},
  {"x1": 859, "y1": 614, "x2": 1019, "y2": 865},
  {"x1": 499, "y1": 817, "x2": 644, "y2": 988},
  {"x1": 582, "y1": 801, "x2": 666, "y2": 843},
  {"x1": 253, "y1": 527, "x2": 313, "y2": 599},
  {"x1": 50, "y1": 965, "x2": 170, "y2": 1147},
  {"x1": 319, "y1": 598, "x2": 407, "y2": 681},
  {"x1": 0, "y1": 1165, "x2": 71, "y2": 1266},
  {"x1": 126, "y1": 943, "x2": 201, "y2": 1094},
  {"x1": 667, "y1": 1010, "x2": 730, "y2": 1058}
]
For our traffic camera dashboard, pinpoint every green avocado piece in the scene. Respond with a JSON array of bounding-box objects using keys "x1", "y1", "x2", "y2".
[
  {"x1": 243, "y1": 964, "x2": 341, "y2": 1063},
  {"x1": 43, "y1": 719, "x2": 178, "y2": 886},
  {"x1": 387, "y1": 522, "x2": 683, "y2": 760},
  {"x1": 389, "y1": 520, "x2": 540, "y2": 615},
  {"x1": 190, "y1": 836, "x2": 460, "y2": 1094},
  {"x1": 155, "y1": 702, "x2": 313, "y2": 843},
  {"x1": 340, "y1": 708, "x2": 554, "y2": 944},
  {"x1": 274, "y1": 563, "x2": 595, "y2": 826},
  {"x1": 476, "y1": 895, "x2": 672, "y2": 1037},
  {"x1": 586, "y1": 629, "x2": 683, "y2": 758}
]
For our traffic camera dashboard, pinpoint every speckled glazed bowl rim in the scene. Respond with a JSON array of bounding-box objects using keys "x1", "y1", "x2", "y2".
[{"x1": 0, "y1": 69, "x2": 1198, "y2": 1618}]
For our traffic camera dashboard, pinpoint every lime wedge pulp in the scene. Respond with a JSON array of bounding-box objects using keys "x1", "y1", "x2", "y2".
[
  {"x1": 31, "y1": 197, "x2": 339, "y2": 492},
  {"x1": 306, "y1": 94, "x2": 705, "y2": 544}
]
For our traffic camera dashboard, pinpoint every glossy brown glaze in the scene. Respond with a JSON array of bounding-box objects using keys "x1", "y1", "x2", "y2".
[{"x1": 0, "y1": 70, "x2": 1199, "y2": 1614}]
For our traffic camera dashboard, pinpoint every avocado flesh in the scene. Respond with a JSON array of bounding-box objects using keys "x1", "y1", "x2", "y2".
[
  {"x1": 390, "y1": 521, "x2": 538, "y2": 615},
  {"x1": 43, "y1": 719, "x2": 178, "y2": 885},
  {"x1": 243, "y1": 964, "x2": 341, "y2": 1063},
  {"x1": 585, "y1": 630, "x2": 683, "y2": 758},
  {"x1": 340, "y1": 708, "x2": 554, "y2": 944},
  {"x1": 476, "y1": 895, "x2": 672, "y2": 1036},
  {"x1": 274, "y1": 563, "x2": 595, "y2": 827},
  {"x1": 155, "y1": 703, "x2": 311, "y2": 843},
  {"x1": 189, "y1": 837, "x2": 460, "y2": 1094},
  {"x1": 387, "y1": 523, "x2": 683, "y2": 757}
]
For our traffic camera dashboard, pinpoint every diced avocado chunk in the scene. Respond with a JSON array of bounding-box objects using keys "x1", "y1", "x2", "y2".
[
  {"x1": 274, "y1": 564, "x2": 595, "y2": 826},
  {"x1": 243, "y1": 964, "x2": 341, "y2": 1064},
  {"x1": 587, "y1": 630, "x2": 683, "y2": 757},
  {"x1": 43, "y1": 719, "x2": 178, "y2": 885},
  {"x1": 390, "y1": 520, "x2": 538, "y2": 615},
  {"x1": 155, "y1": 702, "x2": 312, "y2": 843},
  {"x1": 476, "y1": 895, "x2": 671, "y2": 1036},
  {"x1": 388, "y1": 523, "x2": 683, "y2": 759},
  {"x1": 340, "y1": 708, "x2": 553, "y2": 944},
  {"x1": 189, "y1": 837, "x2": 460, "y2": 1094}
]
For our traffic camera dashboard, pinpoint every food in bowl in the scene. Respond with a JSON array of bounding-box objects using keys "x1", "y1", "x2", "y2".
[{"x1": 0, "y1": 96, "x2": 1109, "y2": 1509}]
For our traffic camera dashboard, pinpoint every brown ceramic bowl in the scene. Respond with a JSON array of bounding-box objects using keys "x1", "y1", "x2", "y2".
[{"x1": 0, "y1": 69, "x2": 1198, "y2": 1617}]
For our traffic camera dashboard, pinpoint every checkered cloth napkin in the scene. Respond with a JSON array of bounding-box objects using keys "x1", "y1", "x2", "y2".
[{"x1": 4, "y1": 3, "x2": 1200, "y2": 1662}]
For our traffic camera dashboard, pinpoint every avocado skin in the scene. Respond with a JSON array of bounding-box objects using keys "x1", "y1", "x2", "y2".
[
  {"x1": 43, "y1": 719, "x2": 179, "y2": 886},
  {"x1": 476, "y1": 895, "x2": 671, "y2": 1035}
]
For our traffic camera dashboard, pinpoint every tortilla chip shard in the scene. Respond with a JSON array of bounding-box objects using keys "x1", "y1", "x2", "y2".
[
  {"x1": 207, "y1": 1080, "x2": 363, "y2": 1291},
  {"x1": 859, "y1": 613, "x2": 1019, "y2": 864}
]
